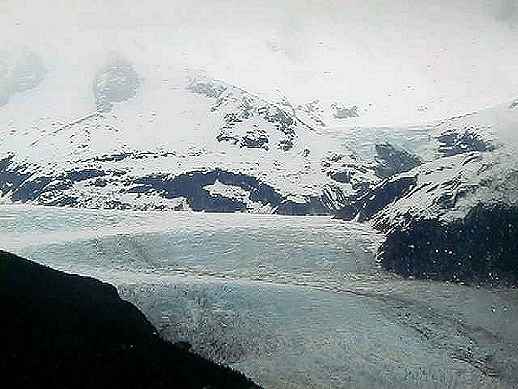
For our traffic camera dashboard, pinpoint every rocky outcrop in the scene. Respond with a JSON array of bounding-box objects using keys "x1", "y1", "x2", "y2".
[
  {"x1": 436, "y1": 127, "x2": 494, "y2": 157},
  {"x1": 275, "y1": 196, "x2": 329, "y2": 216},
  {"x1": 0, "y1": 154, "x2": 339, "y2": 214},
  {"x1": 130, "y1": 169, "x2": 330, "y2": 214},
  {"x1": 189, "y1": 78, "x2": 299, "y2": 151},
  {"x1": 374, "y1": 142, "x2": 422, "y2": 178},
  {"x1": 217, "y1": 128, "x2": 269, "y2": 150},
  {"x1": 0, "y1": 155, "x2": 31, "y2": 196},
  {"x1": 0, "y1": 250, "x2": 258, "y2": 388},
  {"x1": 130, "y1": 169, "x2": 282, "y2": 212},
  {"x1": 379, "y1": 204, "x2": 518, "y2": 285},
  {"x1": 336, "y1": 175, "x2": 417, "y2": 222}
]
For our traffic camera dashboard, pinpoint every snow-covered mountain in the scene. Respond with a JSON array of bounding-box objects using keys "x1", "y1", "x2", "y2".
[
  {"x1": 339, "y1": 101, "x2": 518, "y2": 224},
  {"x1": 337, "y1": 101, "x2": 518, "y2": 284},
  {"x1": 0, "y1": 52, "x2": 428, "y2": 214},
  {"x1": 1, "y1": 50, "x2": 517, "y2": 226}
]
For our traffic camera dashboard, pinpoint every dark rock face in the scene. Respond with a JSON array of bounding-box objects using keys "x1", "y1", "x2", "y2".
[
  {"x1": 379, "y1": 204, "x2": 518, "y2": 285},
  {"x1": 88, "y1": 151, "x2": 177, "y2": 163},
  {"x1": 239, "y1": 129, "x2": 269, "y2": 149},
  {"x1": 217, "y1": 129, "x2": 269, "y2": 150},
  {"x1": 0, "y1": 251, "x2": 258, "y2": 389},
  {"x1": 436, "y1": 128, "x2": 494, "y2": 157},
  {"x1": 336, "y1": 175, "x2": 417, "y2": 222},
  {"x1": 0, "y1": 158, "x2": 111, "y2": 204},
  {"x1": 0, "y1": 157, "x2": 333, "y2": 215},
  {"x1": 131, "y1": 169, "x2": 282, "y2": 212},
  {"x1": 66, "y1": 168, "x2": 106, "y2": 182},
  {"x1": 131, "y1": 169, "x2": 331, "y2": 215},
  {"x1": 332, "y1": 162, "x2": 371, "y2": 183},
  {"x1": 276, "y1": 197, "x2": 329, "y2": 216},
  {"x1": 216, "y1": 106, "x2": 296, "y2": 151},
  {"x1": 328, "y1": 170, "x2": 353, "y2": 183},
  {"x1": 94, "y1": 57, "x2": 140, "y2": 112},
  {"x1": 11, "y1": 176, "x2": 53, "y2": 202},
  {"x1": 374, "y1": 142, "x2": 422, "y2": 178},
  {"x1": 0, "y1": 155, "x2": 31, "y2": 196}
]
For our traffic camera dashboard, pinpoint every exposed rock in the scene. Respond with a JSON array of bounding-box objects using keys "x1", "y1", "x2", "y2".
[
  {"x1": 130, "y1": 169, "x2": 283, "y2": 213},
  {"x1": 324, "y1": 153, "x2": 381, "y2": 197},
  {"x1": 189, "y1": 77, "x2": 299, "y2": 151},
  {"x1": 11, "y1": 175, "x2": 53, "y2": 202},
  {"x1": 240, "y1": 130, "x2": 269, "y2": 149},
  {"x1": 328, "y1": 170, "x2": 353, "y2": 183},
  {"x1": 88, "y1": 151, "x2": 177, "y2": 163},
  {"x1": 0, "y1": 155, "x2": 342, "y2": 215},
  {"x1": 93, "y1": 177, "x2": 108, "y2": 187},
  {"x1": 336, "y1": 175, "x2": 417, "y2": 222},
  {"x1": 379, "y1": 204, "x2": 518, "y2": 285},
  {"x1": 216, "y1": 130, "x2": 240, "y2": 145},
  {"x1": 374, "y1": 142, "x2": 422, "y2": 178},
  {"x1": 275, "y1": 196, "x2": 328, "y2": 216},
  {"x1": 217, "y1": 129, "x2": 269, "y2": 150},
  {"x1": 0, "y1": 162, "x2": 112, "y2": 205},
  {"x1": 436, "y1": 127, "x2": 494, "y2": 157},
  {"x1": 66, "y1": 169, "x2": 106, "y2": 182},
  {"x1": 278, "y1": 138, "x2": 293, "y2": 151},
  {"x1": 0, "y1": 250, "x2": 258, "y2": 388},
  {"x1": 0, "y1": 155, "x2": 31, "y2": 196}
]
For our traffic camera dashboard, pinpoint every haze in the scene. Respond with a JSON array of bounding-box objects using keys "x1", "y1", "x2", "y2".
[{"x1": 1, "y1": 0, "x2": 518, "y2": 126}]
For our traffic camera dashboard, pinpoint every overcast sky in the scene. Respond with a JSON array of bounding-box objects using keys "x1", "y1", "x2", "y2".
[{"x1": 2, "y1": 0, "x2": 518, "y2": 125}]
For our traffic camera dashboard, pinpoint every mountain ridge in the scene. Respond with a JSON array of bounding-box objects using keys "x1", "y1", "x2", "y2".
[{"x1": 0, "y1": 52, "x2": 516, "y2": 221}]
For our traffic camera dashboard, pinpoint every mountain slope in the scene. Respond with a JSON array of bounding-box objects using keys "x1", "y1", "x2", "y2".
[
  {"x1": 337, "y1": 101, "x2": 518, "y2": 284},
  {"x1": 0, "y1": 54, "x2": 424, "y2": 214},
  {"x1": 1, "y1": 51, "x2": 516, "y2": 223}
]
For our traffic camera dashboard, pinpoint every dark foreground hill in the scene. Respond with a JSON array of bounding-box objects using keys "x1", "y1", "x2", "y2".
[{"x1": 0, "y1": 250, "x2": 258, "y2": 389}]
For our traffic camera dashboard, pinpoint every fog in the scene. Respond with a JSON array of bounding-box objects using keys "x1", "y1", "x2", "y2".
[{"x1": 1, "y1": 0, "x2": 518, "y2": 125}]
